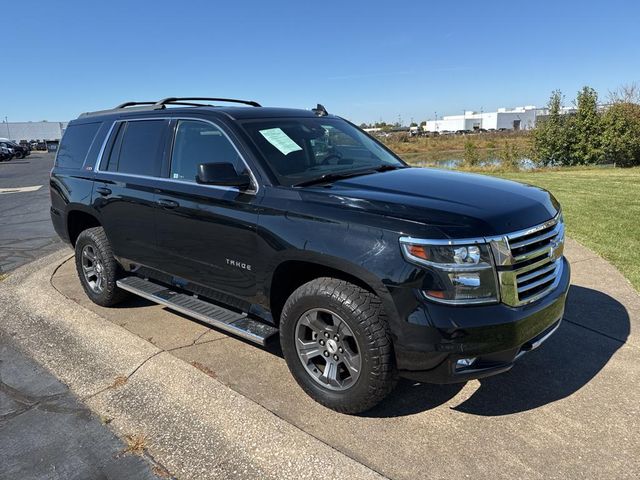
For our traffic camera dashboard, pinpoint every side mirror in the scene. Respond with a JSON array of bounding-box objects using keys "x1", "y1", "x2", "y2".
[{"x1": 196, "y1": 162, "x2": 252, "y2": 189}]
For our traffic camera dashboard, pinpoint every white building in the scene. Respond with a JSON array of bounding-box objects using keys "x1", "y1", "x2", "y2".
[
  {"x1": 424, "y1": 106, "x2": 539, "y2": 133},
  {"x1": 0, "y1": 121, "x2": 68, "y2": 142}
]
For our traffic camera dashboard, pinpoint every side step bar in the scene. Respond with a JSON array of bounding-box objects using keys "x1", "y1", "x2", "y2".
[{"x1": 116, "y1": 276, "x2": 278, "y2": 346}]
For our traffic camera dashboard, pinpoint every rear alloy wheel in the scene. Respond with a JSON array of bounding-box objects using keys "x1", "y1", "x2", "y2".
[
  {"x1": 280, "y1": 278, "x2": 397, "y2": 414},
  {"x1": 74, "y1": 226, "x2": 128, "y2": 307},
  {"x1": 80, "y1": 244, "x2": 106, "y2": 294}
]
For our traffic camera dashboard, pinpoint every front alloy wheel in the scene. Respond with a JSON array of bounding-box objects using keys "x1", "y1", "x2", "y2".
[
  {"x1": 295, "y1": 308, "x2": 361, "y2": 391},
  {"x1": 280, "y1": 277, "x2": 397, "y2": 414}
]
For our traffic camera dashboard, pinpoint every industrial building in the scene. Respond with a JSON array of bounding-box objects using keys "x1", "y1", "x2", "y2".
[
  {"x1": 0, "y1": 121, "x2": 68, "y2": 142},
  {"x1": 424, "y1": 106, "x2": 539, "y2": 133}
]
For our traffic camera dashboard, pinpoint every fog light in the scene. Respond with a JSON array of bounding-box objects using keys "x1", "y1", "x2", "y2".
[{"x1": 456, "y1": 357, "x2": 477, "y2": 370}]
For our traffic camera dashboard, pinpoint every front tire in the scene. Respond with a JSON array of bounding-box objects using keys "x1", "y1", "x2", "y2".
[
  {"x1": 74, "y1": 227, "x2": 128, "y2": 307},
  {"x1": 280, "y1": 278, "x2": 397, "y2": 414}
]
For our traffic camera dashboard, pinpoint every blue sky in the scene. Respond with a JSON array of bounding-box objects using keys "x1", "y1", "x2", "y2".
[{"x1": 3, "y1": 0, "x2": 639, "y2": 124}]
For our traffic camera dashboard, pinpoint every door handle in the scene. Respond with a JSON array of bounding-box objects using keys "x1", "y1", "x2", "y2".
[
  {"x1": 157, "y1": 198, "x2": 179, "y2": 209},
  {"x1": 96, "y1": 187, "x2": 112, "y2": 196}
]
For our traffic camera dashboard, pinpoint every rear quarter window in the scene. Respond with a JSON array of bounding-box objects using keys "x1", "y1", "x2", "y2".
[{"x1": 56, "y1": 122, "x2": 101, "y2": 169}]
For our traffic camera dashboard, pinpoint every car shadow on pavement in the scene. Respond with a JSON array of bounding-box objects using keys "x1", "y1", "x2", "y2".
[{"x1": 364, "y1": 285, "x2": 630, "y2": 418}]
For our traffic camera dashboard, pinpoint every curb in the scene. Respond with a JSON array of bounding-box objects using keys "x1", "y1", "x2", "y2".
[{"x1": 0, "y1": 250, "x2": 385, "y2": 480}]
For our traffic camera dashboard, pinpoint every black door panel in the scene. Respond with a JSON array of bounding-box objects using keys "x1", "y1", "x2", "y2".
[
  {"x1": 154, "y1": 182, "x2": 261, "y2": 306},
  {"x1": 92, "y1": 118, "x2": 169, "y2": 268},
  {"x1": 92, "y1": 174, "x2": 160, "y2": 267}
]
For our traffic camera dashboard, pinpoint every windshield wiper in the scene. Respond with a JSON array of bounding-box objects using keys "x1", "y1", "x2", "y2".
[{"x1": 293, "y1": 165, "x2": 406, "y2": 188}]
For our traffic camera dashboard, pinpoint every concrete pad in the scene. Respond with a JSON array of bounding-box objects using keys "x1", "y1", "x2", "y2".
[
  {"x1": 564, "y1": 238, "x2": 640, "y2": 345},
  {"x1": 0, "y1": 333, "x2": 161, "y2": 480},
  {"x1": 1, "y1": 251, "x2": 160, "y2": 397},
  {"x1": 48, "y1": 240, "x2": 640, "y2": 479},
  {"x1": 88, "y1": 352, "x2": 383, "y2": 480},
  {"x1": 52, "y1": 256, "x2": 227, "y2": 351},
  {"x1": 0, "y1": 251, "x2": 383, "y2": 479}
]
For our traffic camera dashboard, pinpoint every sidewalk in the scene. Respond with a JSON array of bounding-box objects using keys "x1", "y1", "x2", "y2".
[{"x1": 0, "y1": 332, "x2": 164, "y2": 480}]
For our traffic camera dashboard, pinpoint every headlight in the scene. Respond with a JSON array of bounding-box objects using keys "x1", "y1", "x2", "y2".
[{"x1": 399, "y1": 238, "x2": 499, "y2": 305}]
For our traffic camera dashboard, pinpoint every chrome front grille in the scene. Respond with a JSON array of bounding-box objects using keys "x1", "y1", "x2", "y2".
[{"x1": 491, "y1": 214, "x2": 565, "y2": 306}]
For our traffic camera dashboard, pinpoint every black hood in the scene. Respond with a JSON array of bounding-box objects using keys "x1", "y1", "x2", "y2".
[{"x1": 308, "y1": 167, "x2": 559, "y2": 238}]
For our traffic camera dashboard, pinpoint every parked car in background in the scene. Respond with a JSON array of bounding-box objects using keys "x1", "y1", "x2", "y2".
[
  {"x1": 2, "y1": 141, "x2": 31, "y2": 159},
  {"x1": 0, "y1": 143, "x2": 14, "y2": 161}
]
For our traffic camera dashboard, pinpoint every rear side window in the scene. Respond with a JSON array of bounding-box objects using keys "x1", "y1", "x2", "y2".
[
  {"x1": 56, "y1": 122, "x2": 101, "y2": 169},
  {"x1": 105, "y1": 120, "x2": 166, "y2": 176}
]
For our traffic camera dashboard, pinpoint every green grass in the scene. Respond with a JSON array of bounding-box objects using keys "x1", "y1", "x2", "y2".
[{"x1": 485, "y1": 168, "x2": 640, "y2": 291}]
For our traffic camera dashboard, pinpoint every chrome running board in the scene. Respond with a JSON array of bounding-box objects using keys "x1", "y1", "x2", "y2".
[{"x1": 116, "y1": 276, "x2": 278, "y2": 346}]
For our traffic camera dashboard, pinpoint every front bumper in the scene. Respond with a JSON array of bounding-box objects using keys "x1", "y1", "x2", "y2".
[{"x1": 395, "y1": 257, "x2": 570, "y2": 383}]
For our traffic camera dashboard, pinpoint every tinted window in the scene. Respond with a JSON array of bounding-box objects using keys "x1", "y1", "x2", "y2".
[
  {"x1": 107, "y1": 120, "x2": 166, "y2": 176},
  {"x1": 170, "y1": 120, "x2": 245, "y2": 182},
  {"x1": 56, "y1": 122, "x2": 101, "y2": 169}
]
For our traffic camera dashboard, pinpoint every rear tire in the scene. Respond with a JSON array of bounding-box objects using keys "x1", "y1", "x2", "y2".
[
  {"x1": 280, "y1": 277, "x2": 397, "y2": 414},
  {"x1": 74, "y1": 227, "x2": 129, "y2": 307}
]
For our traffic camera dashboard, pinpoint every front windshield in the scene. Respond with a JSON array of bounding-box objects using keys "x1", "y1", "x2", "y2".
[{"x1": 240, "y1": 117, "x2": 405, "y2": 186}]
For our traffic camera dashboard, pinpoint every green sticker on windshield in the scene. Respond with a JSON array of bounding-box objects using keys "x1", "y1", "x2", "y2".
[{"x1": 259, "y1": 128, "x2": 302, "y2": 155}]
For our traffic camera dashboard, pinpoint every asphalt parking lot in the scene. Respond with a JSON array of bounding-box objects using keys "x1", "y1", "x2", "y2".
[
  {"x1": 0, "y1": 152, "x2": 63, "y2": 273},
  {"x1": 51, "y1": 239, "x2": 640, "y2": 479}
]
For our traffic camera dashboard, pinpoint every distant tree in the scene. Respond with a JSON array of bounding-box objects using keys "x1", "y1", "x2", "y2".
[
  {"x1": 419, "y1": 121, "x2": 427, "y2": 127},
  {"x1": 602, "y1": 97, "x2": 640, "y2": 167},
  {"x1": 360, "y1": 122, "x2": 370, "y2": 129},
  {"x1": 533, "y1": 90, "x2": 573, "y2": 166},
  {"x1": 410, "y1": 122, "x2": 418, "y2": 127},
  {"x1": 608, "y1": 82, "x2": 640, "y2": 104},
  {"x1": 572, "y1": 86, "x2": 603, "y2": 164}
]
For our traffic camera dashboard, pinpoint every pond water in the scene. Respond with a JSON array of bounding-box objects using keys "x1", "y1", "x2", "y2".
[{"x1": 400, "y1": 154, "x2": 536, "y2": 170}]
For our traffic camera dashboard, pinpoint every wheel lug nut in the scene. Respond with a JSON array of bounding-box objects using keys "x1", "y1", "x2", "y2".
[
  {"x1": 323, "y1": 351, "x2": 329, "y2": 357},
  {"x1": 333, "y1": 354, "x2": 339, "y2": 361},
  {"x1": 324, "y1": 332, "x2": 330, "y2": 338},
  {"x1": 334, "y1": 335, "x2": 339, "y2": 341},
  {"x1": 338, "y1": 347, "x2": 343, "y2": 353},
  {"x1": 319, "y1": 340, "x2": 325, "y2": 346}
]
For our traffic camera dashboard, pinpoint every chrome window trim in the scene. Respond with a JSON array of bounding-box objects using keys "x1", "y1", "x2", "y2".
[{"x1": 94, "y1": 116, "x2": 259, "y2": 195}]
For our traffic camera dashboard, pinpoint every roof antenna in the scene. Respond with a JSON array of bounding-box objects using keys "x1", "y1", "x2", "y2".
[{"x1": 312, "y1": 104, "x2": 328, "y2": 116}]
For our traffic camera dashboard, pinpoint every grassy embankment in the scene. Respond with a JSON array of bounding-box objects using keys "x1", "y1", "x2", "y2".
[
  {"x1": 493, "y1": 168, "x2": 640, "y2": 291},
  {"x1": 384, "y1": 131, "x2": 533, "y2": 165}
]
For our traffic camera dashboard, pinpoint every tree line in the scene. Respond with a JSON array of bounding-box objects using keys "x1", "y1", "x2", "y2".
[{"x1": 534, "y1": 84, "x2": 640, "y2": 167}]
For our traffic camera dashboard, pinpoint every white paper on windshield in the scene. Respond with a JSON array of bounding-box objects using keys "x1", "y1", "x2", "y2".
[{"x1": 259, "y1": 128, "x2": 302, "y2": 155}]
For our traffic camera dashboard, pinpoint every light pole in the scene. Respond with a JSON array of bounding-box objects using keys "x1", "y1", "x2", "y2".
[{"x1": 4, "y1": 116, "x2": 10, "y2": 140}]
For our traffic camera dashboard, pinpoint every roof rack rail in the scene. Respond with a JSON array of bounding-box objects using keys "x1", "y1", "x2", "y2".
[
  {"x1": 115, "y1": 101, "x2": 157, "y2": 108},
  {"x1": 154, "y1": 97, "x2": 261, "y2": 108},
  {"x1": 79, "y1": 97, "x2": 261, "y2": 118}
]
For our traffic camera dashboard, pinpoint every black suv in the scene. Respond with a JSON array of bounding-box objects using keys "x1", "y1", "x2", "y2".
[{"x1": 50, "y1": 97, "x2": 570, "y2": 413}]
